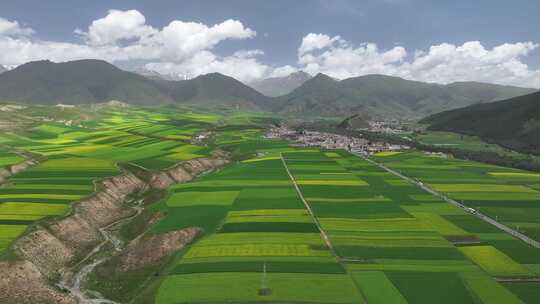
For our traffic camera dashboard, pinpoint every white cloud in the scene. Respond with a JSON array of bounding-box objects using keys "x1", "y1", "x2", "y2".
[
  {"x1": 298, "y1": 33, "x2": 344, "y2": 55},
  {"x1": 0, "y1": 17, "x2": 34, "y2": 36},
  {"x1": 399, "y1": 41, "x2": 540, "y2": 86},
  {"x1": 298, "y1": 35, "x2": 407, "y2": 79},
  {"x1": 1, "y1": 11, "x2": 540, "y2": 88},
  {"x1": 297, "y1": 33, "x2": 540, "y2": 88},
  {"x1": 76, "y1": 9, "x2": 155, "y2": 46},
  {"x1": 269, "y1": 65, "x2": 298, "y2": 78},
  {"x1": 155, "y1": 19, "x2": 255, "y2": 60},
  {"x1": 144, "y1": 49, "x2": 270, "y2": 83},
  {"x1": 0, "y1": 10, "x2": 267, "y2": 81},
  {"x1": 233, "y1": 49, "x2": 264, "y2": 58}
]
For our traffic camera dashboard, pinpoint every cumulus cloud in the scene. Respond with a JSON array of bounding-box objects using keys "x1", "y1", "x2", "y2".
[
  {"x1": 298, "y1": 33, "x2": 344, "y2": 55},
  {"x1": 75, "y1": 9, "x2": 155, "y2": 46},
  {"x1": 400, "y1": 41, "x2": 540, "y2": 86},
  {"x1": 297, "y1": 33, "x2": 540, "y2": 88},
  {"x1": 0, "y1": 17, "x2": 34, "y2": 36},
  {"x1": 155, "y1": 19, "x2": 255, "y2": 61},
  {"x1": 0, "y1": 10, "x2": 270, "y2": 82},
  {"x1": 233, "y1": 49, "x2": 265, "y2": 58},
  {"x1": 1, "y1": 11, "x2": 540, "y2": 87},
  {"x1": 269, "y1": 65, "x2": 299, "y2": 78},
  {"x1": 144, "y1": 50, "x2": 270, "y2": 83}
]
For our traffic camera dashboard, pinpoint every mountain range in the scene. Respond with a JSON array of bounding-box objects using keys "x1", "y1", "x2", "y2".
[
  {"x1": 0, "y1": 65, "x2": 6, "y2": 74},
  {"x1": 0, "y1": 60, "x2": 173, "y2": 105},
  {"x1": 0, "y1": 60, "x2": 268, "y2": 108},
  {"x1": 270, "y1": 73, "x2": 537, "y2": 119},
  {"x1": 421, "y1": 91, "x2": 540, "y2": 154},
  {"x1": 160, "y1": 72, "x2": 269, "y2": 110},
  {"x1": 0, "y1": 59, "x2": 536, "y2": 119},
  {"x1": 249, "y1": 71, "x2": 311, "y2": 97}
]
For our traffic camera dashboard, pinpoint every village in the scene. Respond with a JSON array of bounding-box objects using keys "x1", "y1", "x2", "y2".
[
  {"x1": 266, "y1": 126, "x2": 411, "y2": 156},
  {"x1": 366, "y1": 120, "x2": 408, "y2": 134}
]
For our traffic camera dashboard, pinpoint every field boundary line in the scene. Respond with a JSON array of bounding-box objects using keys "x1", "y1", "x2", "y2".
[
  {"x1": 281, "y1": 152, "x2": 370, "y2": 304},
  {"x1": 280, "y1": 153, "x2": 337, "y2": 256},
  {"x1": 361, "y1": 154, "x2": 540, "y2": 250}
]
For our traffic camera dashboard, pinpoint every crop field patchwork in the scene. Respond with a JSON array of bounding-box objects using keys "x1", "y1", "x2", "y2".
[
  {"x1": 375, "y1": 151, "x2": 540, "y2": 243},
  {"x1": 459, "y1": 245, "x2": 534, "y2": 277},
  {"x1": 0, "y1": 110, "x2": 221, "y2": 172},
  {"x1": 0, "y1": 156, "x2": 119, "y2": 252},
  {"x1": 278, "y1": 150, "x2": 538, "y2": 303},
  {"x1": 144, "y1": 149, "x2": 534, "y2": 303},
  {"x1": 0, "y1": 107, "x2": 281, "y2": 255},
  {"x1": 2, "y1": 106, "x2": 540, "y2": 303},
  {"x1": 152, "y1": 154, "x2": 367, "y2": 304},
  {"x1": 0, "y1": 150, "x2": 24, "y2": 167}
]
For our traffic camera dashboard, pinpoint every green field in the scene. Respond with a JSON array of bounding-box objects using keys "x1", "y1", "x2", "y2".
[
  {"x1": 0, "y1": 150, "x2": 24, "y2": 167},
  {"x1": 0, "y1": 105, "x2": 282, "y2": 254},
  {"x1": 2, "y1": 105, "x2": 540, "y2": 303},
  {"x1": 375, "y1": 151, "x2": 540, "y2": 242},
  {"x1": 281, "y1": 150, "x2": 535, "y2": 303},
  {"x1": 152, "y1": 154, "x2": 364, "y2": 303},
  {"x1": 413, "y1": 131, "x2": 540, "y2": 163}
]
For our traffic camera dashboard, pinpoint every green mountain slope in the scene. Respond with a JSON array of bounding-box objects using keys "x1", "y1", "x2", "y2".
[
  {"x1": 0, "y1": 60, "x2": 536, "y2": 117},
  {"x1": 270, "y1": 73, "x2": 353, "y2": 115},
  {"x1": 167, "y1": 73, "x2": 270, "y2": 109},
  {"x1": 0, "y1": 60, "x2": 174, "y2": 104},
  {"x1": 421, "y1": 91, "x2": 540, "y2": 154},
  {"x1": 0, "y1": 60, "x2": 269, "y2": 109},
  {"x1": 273, "y1": 73, "x2": 537, "y2": 119}
]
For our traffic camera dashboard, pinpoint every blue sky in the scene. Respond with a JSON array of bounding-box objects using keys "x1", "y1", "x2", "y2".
[{"x1": 0, "y1": 0, "x2": 539, "y2": 87}]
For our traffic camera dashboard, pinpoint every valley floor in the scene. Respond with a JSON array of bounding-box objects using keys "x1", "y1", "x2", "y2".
[{"x1": 1, "y1": 105, "x2": 540, "y2": 303}]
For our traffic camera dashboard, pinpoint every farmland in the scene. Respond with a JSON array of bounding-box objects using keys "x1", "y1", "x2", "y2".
[
  {"x1": 147, "y1": 148, "x2": 540, "y2": 303},
  {"x1": 0, "y1": 149, "x2": 24, "y2": 167},
  {"x1": 1, "y1": 105, "x2": 540, "y2": 303},
  {"x1": 375, "y1": 151, "x2": 540, "y2": 243},
  {"x1": 412, "y1": 131, "x2": 540, "y2": 164},
  {"x1": 282, "y1": 150, "x2": 539, "y2": 304},
  {"x1": 0, "y1": 105, "x2": 283, "y2": 255},
  {"x1": 151, "y1": 153, "x2": 364, "y2": 304}
]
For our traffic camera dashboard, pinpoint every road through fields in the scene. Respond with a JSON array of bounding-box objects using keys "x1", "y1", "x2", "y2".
[{"x1": 361, "y1": 154, "x2": 540, "y2": 250}]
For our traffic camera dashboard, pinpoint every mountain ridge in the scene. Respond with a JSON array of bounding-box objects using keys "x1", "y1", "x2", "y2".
[
  {"x1": 0, "y1": 59, "x2": 536, "y2": 118},
  {"x1": 272, "y1": 73, "x2": 537, "y2": 118},
  {"x1": 167, "y1": 72, "x2": 270, "y2": 109},
  {"x1": 0, "y1": 59, "x2": 174, "y2": 105},
  {"x1": 420, "y1": 91, "x2": 540, "y2": 154},
  {"x1": 0, "y1": 60, "x2": 269, "y2": 109}
]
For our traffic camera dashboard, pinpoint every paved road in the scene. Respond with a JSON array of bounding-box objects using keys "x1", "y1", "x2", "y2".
[{"x1": 361, "y1": 154, "x2": 540, "y2": 250}]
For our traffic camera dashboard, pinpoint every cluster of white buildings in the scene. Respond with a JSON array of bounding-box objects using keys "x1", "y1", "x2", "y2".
[
  {"x1": 424, "y1": 151, "x2": 449, "y2": 158},
  {"x1": 267, "y1": 126, "x2": 410, "y2": 156},
  {"x1": 368, "y1": 120, "x2": 407, "y2": 134}
]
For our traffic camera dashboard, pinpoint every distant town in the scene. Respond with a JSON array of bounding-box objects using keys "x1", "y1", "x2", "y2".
[
  {"x1": 267, "y1": 126, "x2": 410, "y2": 156},
  {"x1": 366, "y1": 120, "x2": 408, "y2": 134}
]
